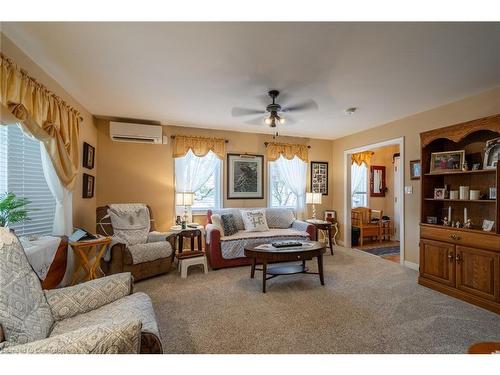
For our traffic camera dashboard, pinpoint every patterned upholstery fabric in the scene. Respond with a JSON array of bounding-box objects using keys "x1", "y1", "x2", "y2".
[
  {"x1": 210, "y1": 214, "x2": 225, "y2": 236},
  {"x1": 2, "y1": 320, "x2": 142, "y2": 354},
  {"x1": 211, "y1": 208, "x2": 244, "y2": 230},
  {"x1": 265, "y1": 208, "x2": 296, "y2": 229},
  {"x1": 127, "y1": 241, "x2": 173, "y2": 264},
  {"x1": 220, "y1": 229, "x2": 310, "y2": 259},
  {"x1": 49, "y1": 292, "x2": 160, "y2": 340},
  {"x1": 241, "y1": 209, "x2": 269, "y2": 232},
  {"x1": 292, "y1": 220, "x2": 311, "y2": 233},
  {"x1": 44, "y1": 273, "x2": 133, "y2": 321},
  {"x1": 0, "y1": 228, "x2": 54, "y2": 345},
  {"x1": 221, "y1": 214, "x2": 238, "y2": 236}
]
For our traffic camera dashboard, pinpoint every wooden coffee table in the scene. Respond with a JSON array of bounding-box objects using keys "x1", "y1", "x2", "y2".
[{"x1": 244, "y1": 241, "x2": 326, "y2": 293}]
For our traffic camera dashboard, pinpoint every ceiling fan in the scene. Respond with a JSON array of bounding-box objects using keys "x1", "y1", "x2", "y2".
[{"x1": 231, "y1": 90, "x2": 318, "y2": 128}]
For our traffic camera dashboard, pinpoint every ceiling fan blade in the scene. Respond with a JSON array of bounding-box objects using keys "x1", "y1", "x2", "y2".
[
  {"x1": 282, "y1": 99, "x2": 318, "y2": 112},
  {"x1": 231, "y1": 107, "x2": 266, "y2": 117}
]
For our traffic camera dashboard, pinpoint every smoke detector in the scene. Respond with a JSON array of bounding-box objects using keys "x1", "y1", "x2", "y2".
[{"x1": 345, "y1": 107, "x2": 357, "y2": 115}]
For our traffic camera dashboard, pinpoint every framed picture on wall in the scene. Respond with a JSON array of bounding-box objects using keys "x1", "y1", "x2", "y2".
[
  {"x1": 370, "y1": 165, "x2": 386, "y2": 197},
  {"x1": 83, "y1": 142, "x2": 95, "y2": 169},
  {"x1": 82, "y1": 173, "x2": 95, "y2": 198},
  {"x1": 310, "y1": 161, "x2": 328, "y2": 195},
  {"x1": 409, "y1": 160, "x2": 421, "y2": 180},
  {"x1": 227, "y1": 153, "x2": 264, "y2": 199}
]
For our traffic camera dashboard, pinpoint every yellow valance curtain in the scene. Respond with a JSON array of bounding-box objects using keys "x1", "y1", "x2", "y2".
[
  {"x1": 266, "y1": 142, "x2": 309, "y2": 163},
  {"x1": 172, "y1": 135, "x2": 225, "y2": 160},
  {"x1": 351, "y1": 151, "x2": 374, "y2": 166},
  {"x1": 0, "y1": 53, "x2": 81, "y2": 189}
]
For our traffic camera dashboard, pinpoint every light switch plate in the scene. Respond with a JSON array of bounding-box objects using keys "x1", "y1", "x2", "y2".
[{"x1": 405, "y1": 186, "x2": 413, "y2": 194}]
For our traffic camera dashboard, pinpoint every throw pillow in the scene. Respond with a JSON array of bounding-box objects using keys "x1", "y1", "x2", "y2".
[
  {"x1": 241, "y1": 209, "x2": 269, "y2": 232},
  {"x1": 221, "y1": 214, "x2": 238, "y2": 236},
  {"x1": 210, "y1": 213, "x2": 225, "y2": 236}
]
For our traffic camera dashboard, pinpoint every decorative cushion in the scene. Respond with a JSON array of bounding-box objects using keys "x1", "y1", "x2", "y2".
[
  {"x1": 210, "y1": 214, "x2": 225, "y2": 236},
  {"x1": 44, "y1": 273, "x2": 133, "y2": 321},
  {"x1": 221, "y1": 214, "x2": 238, "y2": 236},
  {"x1": 0, "y1": 228, "x2": 54, "y2": 345},
  {"x1": 211, "y1": 208, "x2": 245, "y2": 230},
  {"x1": 49, "y1": 292, "x2": 160, "y2": 341},
  {"x1": 265, "y1": 208, "x2": 296, "y2": 229},
  {"x1": 241, "y1": 209, "x2": 269, "y2": 232},
  {"x1": 2, "y1": 320, "x2": 142, "y2": 354}
]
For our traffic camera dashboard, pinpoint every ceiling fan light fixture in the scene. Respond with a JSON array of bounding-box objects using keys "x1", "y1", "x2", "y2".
[
  {"x1": 264, "y1": 117, "x2": 273, "y2": 125},
  {"x1": 279, "y1": 117, "x2": 286, "y2": 124}
]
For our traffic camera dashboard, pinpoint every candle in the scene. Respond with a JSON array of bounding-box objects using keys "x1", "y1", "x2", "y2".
[
  {"x1": 448, "y1": 206, "x2": 451, "y2": 222},
  {"x1": 464, "y1": 207, "x2": 468, "y2": 223}
]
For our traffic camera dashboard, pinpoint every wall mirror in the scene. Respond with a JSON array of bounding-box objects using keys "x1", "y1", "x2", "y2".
[{"x1": 370, "y1": 165, "x2": 386, "y2": 197}]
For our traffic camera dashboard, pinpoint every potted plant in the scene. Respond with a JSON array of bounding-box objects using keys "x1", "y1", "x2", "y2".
[{"x1": 0, "y1": 192, "x2": 31, "y2": 229}]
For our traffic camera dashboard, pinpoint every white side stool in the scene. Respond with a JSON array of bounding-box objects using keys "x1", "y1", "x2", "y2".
[{"x1": 179, "y1": 256, "x2": 208, "y2": 279}]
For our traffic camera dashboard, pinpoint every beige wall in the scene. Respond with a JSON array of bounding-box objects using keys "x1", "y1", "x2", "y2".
[
  {"x1": 1, "y1": 34, "x2": 98, "y2": 231},
  {"x1": 332, "y1": 86, "x2": 500, "y2": 264},
  {"x1": 365, "y1": 144, "x2": 399, "y2": 222},
  {"x1": 96, "y1": 120, "x2": 334, "y2": 230}
]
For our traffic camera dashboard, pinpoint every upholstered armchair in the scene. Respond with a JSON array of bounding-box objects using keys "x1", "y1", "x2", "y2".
[
  {"x1": 0, "y1": 228, "x2": 163, "y2": 354},
  {"x1": 96, "y1": 205, "x2": 176, "y2": 281}
]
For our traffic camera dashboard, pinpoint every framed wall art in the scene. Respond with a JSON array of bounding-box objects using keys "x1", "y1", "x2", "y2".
[
  {"x1": 83, "y1": 142, "x2": 95, "y2": 169},
  {"x1": 310, "y1": 161, "x2": 328, "y2": 195},
  {"x1": 227, "y1": 153, "x2": 264, "y2": 199},
  {"x1": 483, "y1": 137, "x2": 500, "y2": 169},
  {"x1": 82, "y1": 173, "x2": 95, "y2": 198},
  {"x1": 409, "y1": 160, "x2": 421, "y2": 180}
]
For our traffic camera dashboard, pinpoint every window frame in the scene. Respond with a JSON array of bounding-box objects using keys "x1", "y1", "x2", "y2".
[
  {"x1": 190, "y1": 158, "x2": 223, "y2": 213},
  {"x1": 351, "y1": 162, "x2": 370, "y2": 209},
  {"x1": 267, "y1": 160, "x2": 298, "y2": 209}
]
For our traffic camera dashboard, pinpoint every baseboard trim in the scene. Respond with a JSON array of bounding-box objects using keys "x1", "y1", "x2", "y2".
[
  {"x1": 336, "y1": 240, "x2": 345, "y2": 247},
  {"x1": 404, "y1": 261, "x2": 419, "y2": 271}
]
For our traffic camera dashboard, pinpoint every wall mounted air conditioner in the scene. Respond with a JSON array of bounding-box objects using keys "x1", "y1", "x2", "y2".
[{"x1": 109, "y1": 121, "x2": 164, "y2": 144}]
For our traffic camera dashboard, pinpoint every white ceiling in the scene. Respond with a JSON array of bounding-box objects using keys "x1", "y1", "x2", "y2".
[{"x1": 3, "y1": 22, "x2": 500, "y2": 139}]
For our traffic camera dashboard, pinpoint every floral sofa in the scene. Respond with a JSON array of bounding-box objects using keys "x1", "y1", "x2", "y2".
[
  {"x1": 205, "y1": 208, "x2": 316, "y2": 269},
  {"x1": 0, "y1": 228, "x2": 162, "y2": 354}
]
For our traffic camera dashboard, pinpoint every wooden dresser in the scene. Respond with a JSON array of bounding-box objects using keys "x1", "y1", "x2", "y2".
[{"x1": 419, "y1": 114, "x2": 500, "y2": 314}]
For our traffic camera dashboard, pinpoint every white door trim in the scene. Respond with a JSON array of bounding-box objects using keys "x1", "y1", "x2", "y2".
[{"x1": 343, "y1": 137, "x2": 406, "y2": 266}]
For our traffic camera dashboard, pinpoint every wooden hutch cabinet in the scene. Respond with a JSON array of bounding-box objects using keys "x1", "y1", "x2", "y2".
[{"x1": 419, "y1": 114, "x2": 500, "y2": 314}]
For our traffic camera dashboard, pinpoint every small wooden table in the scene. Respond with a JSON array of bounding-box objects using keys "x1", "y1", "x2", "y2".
[
  {"x1": 70, "y1": 237, "x2": 111, "y2": 285},
  {"x1": 306, "y1": 219, "x2": 338, "y2": 255},
  {"x1": 244, "y1": 241, "x2": 326, "y2": 293},
  {"x1": 170, "y1": 225, "x2": 204, "y2": 253}
]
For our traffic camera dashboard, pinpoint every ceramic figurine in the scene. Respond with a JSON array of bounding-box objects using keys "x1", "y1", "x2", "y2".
[
  {"x1": 442, "y1": 217, "x2": 449, "y2": 226},
  {"x1": 455, "y1": 220, "x2": 461, "y2": 228},
  {"x1": 465, "y1": 219, "x2": 472, "y2": 229}
]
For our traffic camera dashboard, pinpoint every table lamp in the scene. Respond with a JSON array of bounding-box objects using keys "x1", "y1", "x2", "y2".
[
  {"x1": 306, "y1": 192, "x2": 322, "y2": 220},
  {"x1": 175, "y1": 192, "x2": 194, "y2": 223}
]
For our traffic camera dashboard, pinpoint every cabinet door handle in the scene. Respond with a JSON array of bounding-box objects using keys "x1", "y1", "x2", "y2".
[
  {"x1": 455, "y1": 254, "x2": 462, "y2": 263},
  {"x1": 447, "y1": 253, "x2": 454, "y2": 261},
  {"x1": 450, "y1": 234, "x2": 460, "y2": 241}
]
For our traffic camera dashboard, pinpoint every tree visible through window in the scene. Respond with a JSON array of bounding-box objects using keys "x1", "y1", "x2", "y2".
[{"x1": 269, "y1": 161, "x2": 297, "y2": 207}]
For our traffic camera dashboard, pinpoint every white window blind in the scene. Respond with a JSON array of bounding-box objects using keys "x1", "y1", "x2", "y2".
[{"x1": 0, "y1": 125, "x2": 56, "y2": 235}]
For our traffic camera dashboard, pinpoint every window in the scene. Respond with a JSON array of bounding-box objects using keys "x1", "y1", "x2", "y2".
[
  {"x1": 269, "y1": 161, "x2": 297, "y2": 208},
  {"x1": 351, "y1": 162, "x2": 368, "y2": 208},
  {"x1": 174, "y1": 150, "x2": 222, "y2": 211},
  {"x1": 0, "y1": 124, "x2": 56, "y2": 235}
]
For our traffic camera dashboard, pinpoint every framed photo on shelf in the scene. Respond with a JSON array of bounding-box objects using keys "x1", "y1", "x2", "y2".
[
  {"x1": 482, "y1": 219, "x2": 495, "y2": 232},
  {"x1": 429, "y1": 150, "x2": 465, "y2": 173},
  {"x1": 310, "y1": 161, "x2": 328, "y2": 195},
  {"x1": 409, "y1": 160, "x2": 421, "y2": 180},
  {"x1": 82, "y1": 173, "x2": 94, "y2": 198},
  {"x1": 227, "y1": 153, "x2": 264, "y2": 199},
  {"x1": 426, "y1": 216, "x2": 438, "y2": 224},
  {"x1": 83, "y1": 142, "x2": 95, "y2": 169},
  {"x1": 483, "y1": 137, "x2": 500, "y2": 169},
  {"x1": 324, "y1": 210, "x2": 337, "y2": 223},
  {"x1": 433, "y1": 188, "x2": 446, "y2": 200}
]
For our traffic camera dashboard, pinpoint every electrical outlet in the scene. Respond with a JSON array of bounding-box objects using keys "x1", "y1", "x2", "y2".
[{"x1": 404, "y1": 186, "x2": 413, "y2": 194}]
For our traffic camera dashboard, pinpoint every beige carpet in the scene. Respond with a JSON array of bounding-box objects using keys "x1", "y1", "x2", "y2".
[{"x1": 135, "y1": 246, "x2": 500, "y2": 354}]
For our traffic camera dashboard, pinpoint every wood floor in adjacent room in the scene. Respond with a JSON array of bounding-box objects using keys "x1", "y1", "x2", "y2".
[
  {"x1": 135, "y1": 246, "x2": 500, "y2": 354},
  {"x1": 356, "y1": 240, "x2": 401, "y2": 263}
]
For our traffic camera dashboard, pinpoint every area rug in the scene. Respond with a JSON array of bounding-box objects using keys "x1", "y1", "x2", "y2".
[
  {"x1": 362, "y1": 245, "x2": 400, "y2": 256},
  {"x1": 135, "y1": 246, "x2": 500, "y2": 354}
]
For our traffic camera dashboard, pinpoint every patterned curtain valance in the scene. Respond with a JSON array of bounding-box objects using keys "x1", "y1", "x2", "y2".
[
  {"x1": 0, "y1": 53, "x2": 81, "y2": 189},
  {"x1": 266, "y1": 142, "x2": 309, "y2": 163},
  {"x1": 351, "y1": 151, "x2": 374, "y2": 166},
  {"x1": 172, "y1": 135, "x2": 225, "y2": 160}
]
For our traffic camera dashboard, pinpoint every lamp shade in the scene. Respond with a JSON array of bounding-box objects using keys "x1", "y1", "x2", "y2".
[
  {"x1": 306, "y1": 192, "x2": 322, "y2": 205},
  {"x1": 175, "y1": 192, "x2": 194, "y2": 206}
]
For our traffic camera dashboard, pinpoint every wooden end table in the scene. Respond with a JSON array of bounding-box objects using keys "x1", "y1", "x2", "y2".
[
  {"x1": 244, "y1": 241, "x2": 326, "y2": 293},
  {"x1": 306, "y1": 219, "x2": 338, "y2": 255},
  {"x1": 70, "y1": 237, "x2": 111, "y2": 285}
]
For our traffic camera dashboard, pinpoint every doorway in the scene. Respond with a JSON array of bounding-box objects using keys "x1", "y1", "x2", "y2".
[{"x1": 344, "y1": 137, "x2": 405, "y2": 265}]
